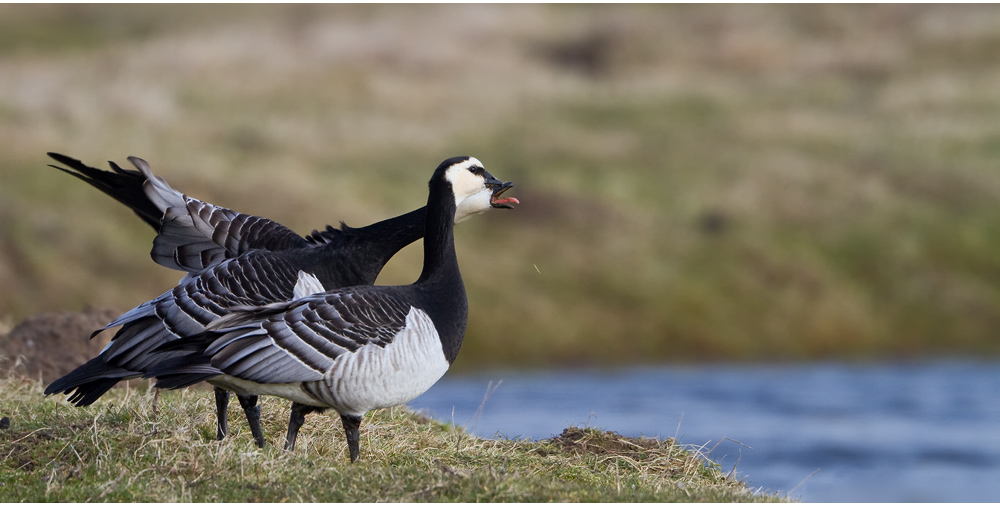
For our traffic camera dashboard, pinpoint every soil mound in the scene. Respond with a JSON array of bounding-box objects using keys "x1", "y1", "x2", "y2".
[{"x1": 0, "y1": 308, "x2": 119, "y2": 383}]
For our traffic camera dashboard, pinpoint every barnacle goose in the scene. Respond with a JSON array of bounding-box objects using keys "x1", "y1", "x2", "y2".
[
  {"x1": 147, "y1": 156, "x2": 510, "y2": 462},
  {"x1": 43, "y1": 154, "x2": 517, "y2": 449}
]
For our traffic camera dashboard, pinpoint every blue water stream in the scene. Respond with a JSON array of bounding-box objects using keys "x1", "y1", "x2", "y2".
[{"x1": 407, "y1": 361, "x2": 1000, "y2": 502}]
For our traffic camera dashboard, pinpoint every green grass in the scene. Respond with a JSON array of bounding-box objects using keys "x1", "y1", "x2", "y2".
[
  {"x1": 0, "y1": 377, "x2": 782, "y2": 502},
  {"x1": 3, "y1": 4, "x2": 1000, "y2": 367}
]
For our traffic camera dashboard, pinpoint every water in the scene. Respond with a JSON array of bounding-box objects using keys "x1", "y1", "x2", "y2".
[{"x1": 407, "y1": 361, "x2": 1000, "y2": 502}]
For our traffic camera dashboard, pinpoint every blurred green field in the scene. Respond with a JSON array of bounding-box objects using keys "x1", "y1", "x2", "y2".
[{"x1": 3, "y1": 4, "x2": 1000, "y2": 369}]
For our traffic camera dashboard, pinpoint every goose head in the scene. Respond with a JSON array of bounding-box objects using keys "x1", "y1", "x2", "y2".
[{"x1": 445, "y1": 156, "x2": 519, "y2": 223}]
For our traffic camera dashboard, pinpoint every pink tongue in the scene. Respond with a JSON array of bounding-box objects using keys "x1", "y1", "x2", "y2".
[{"x1": 494, "y1": 197, "x2": 519, "y2": 205}]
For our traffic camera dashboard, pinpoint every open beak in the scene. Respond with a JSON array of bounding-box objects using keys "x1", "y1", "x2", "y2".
[
  {"x1": 481, "y1": 169, "x2": 518, "y2": 210},
  {"x1": 490, "y1": 181, "x2": 518, "y2": 209},
  {"x1": 484, "y1": 172, "x2": 518, "y2": 209}
]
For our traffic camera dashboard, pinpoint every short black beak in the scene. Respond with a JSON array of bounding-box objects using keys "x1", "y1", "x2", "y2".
[
  {"x1": 483, "y1": 171, "x2": 503, "y2": 189},
  {"x1": 483, "y1": 170, "x2": 518, "y2": 209}
]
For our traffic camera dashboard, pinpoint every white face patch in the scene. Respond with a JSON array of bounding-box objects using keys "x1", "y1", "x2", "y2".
[
  {"x1": 444, "y1": 157, "x2": 488, "y2": 209},
  {"x1": 454, "y1": 187, "x2": 493, "y2": 223}
]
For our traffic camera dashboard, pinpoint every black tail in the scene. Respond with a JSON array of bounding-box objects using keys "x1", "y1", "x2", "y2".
[
  {"x1": 44, "y1": 356, "x2": 140, "y2": 407},
  {"x1": 144, "y1": 353, "x2": 222, "y2": 390},
  {"x1": 46, "y1": 152, "x2": 163, "y2": 230}
]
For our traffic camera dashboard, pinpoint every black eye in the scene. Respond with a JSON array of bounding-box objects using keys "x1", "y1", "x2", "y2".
[{"x1": 468, "y1": 165, "x2": 485, "y2": 176}]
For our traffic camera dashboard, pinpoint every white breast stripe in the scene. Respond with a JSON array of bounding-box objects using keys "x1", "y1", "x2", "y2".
[
  {"x1": 293, "y1": 270, "x2": 325, "y2": 299},
  {"x1": 307, "y1": 306, "x2": 449, "y2": 415}
]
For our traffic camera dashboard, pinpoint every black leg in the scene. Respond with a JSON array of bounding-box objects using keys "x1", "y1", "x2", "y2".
[
  {"x1": 285, "y1": 402, "x2": 325, "y2": 451},
  {"x1": 237, "y1": 394, "x2": 266, "y2": 448},
  {"x1": 341, "y1": 414, "x2": 363, "y2": 463},
  {"x1": 214, "y1": 387, "x2": 230, "y2": 441}
]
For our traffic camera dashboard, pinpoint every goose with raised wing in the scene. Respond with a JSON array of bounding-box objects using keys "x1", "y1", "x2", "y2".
[
  {"x1": 43, "y1": 154, "x2": 516, "y2": 449},
  {"x1": 147, "y1": 156, "x2": 508, "y2": 462}
]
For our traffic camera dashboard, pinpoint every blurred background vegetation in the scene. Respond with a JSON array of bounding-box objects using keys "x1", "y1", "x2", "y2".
[{"x1": 2, "y1": 4, "x2": 1000, "y2": 371}]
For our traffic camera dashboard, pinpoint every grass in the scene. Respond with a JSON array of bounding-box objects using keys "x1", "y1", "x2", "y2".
[
  {"x1": 0, "y1": 376, "x2": 783, "y2": 502},
  {"x1": 3, "y1": 4, "x2": 1000, "y2": 367}
]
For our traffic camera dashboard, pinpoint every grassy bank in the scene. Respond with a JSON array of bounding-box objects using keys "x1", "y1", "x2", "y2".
[
  {"x1": 3, "y1": 5, "x2": 1000, "y2": 366},
  {"x1": 0, "y1": 377, "x2": 782, "y2": 502}
]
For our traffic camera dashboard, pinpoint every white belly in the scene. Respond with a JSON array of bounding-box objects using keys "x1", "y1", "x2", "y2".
[{"x1": 305, "y1": 306, "x2": 451, "y2": 415}]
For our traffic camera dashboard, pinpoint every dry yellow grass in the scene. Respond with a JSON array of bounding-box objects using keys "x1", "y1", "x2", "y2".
[{"x1": 0, "y1": 376, "x2": 784, "y2": 502}]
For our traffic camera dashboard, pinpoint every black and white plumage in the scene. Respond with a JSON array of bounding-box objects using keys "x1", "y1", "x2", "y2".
[
  {"x1": 46, "y1": 152, "x2": 312, "y2": 273},
  {"x1": 147, "y1": 156, "x2": 510, "y2": 462},
  {"x1": 43, "y1": 153, "x2": 516, "y2": 449}
]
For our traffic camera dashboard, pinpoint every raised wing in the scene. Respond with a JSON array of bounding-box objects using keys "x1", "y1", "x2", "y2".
[
  {"x1": 129, "y1": 156, "x2": 311, "y2": 272},
  {"x1": 47, "y1": 153, "x2": 313, "y2": 273},
  {"x1": 47, "y1": 152, "x2": 163, "y2": 229}
]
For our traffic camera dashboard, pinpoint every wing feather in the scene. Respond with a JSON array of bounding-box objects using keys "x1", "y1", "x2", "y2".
[
  {"x1": 126, "y1": 156, "x2": 310, "y2": 273},
  {"x1": 95, "y1": 250, "x2": 301, "y2": 375},
  {"x1": 202, "y1": 289, "x2": 412, "y2": 384}
]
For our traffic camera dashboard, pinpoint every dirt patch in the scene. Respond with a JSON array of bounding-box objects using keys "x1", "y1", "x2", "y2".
[
  {"x1": 0, "y1": 308, "x2": 119, "y2": 383},
  {"x1": 544, "y1": 426, "x2": 712, "y2": 481},
  {"x1": 548, "y1": 426, "x2": 672, "y2": 456}
]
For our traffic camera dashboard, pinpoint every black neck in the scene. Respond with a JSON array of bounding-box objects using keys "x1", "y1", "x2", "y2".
[
  {"x1": 354, "y1": 207, "x2": 426, "y2": 270},
  {"x1": 305, "y1": 207, "x2": 426, "y2": 289},
  {"x1": 417, "y1": 183, "x2": 459, "y2": 285},
  {"x1": 415, "y1": 177, "x2": 467, "y2": 364}
]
